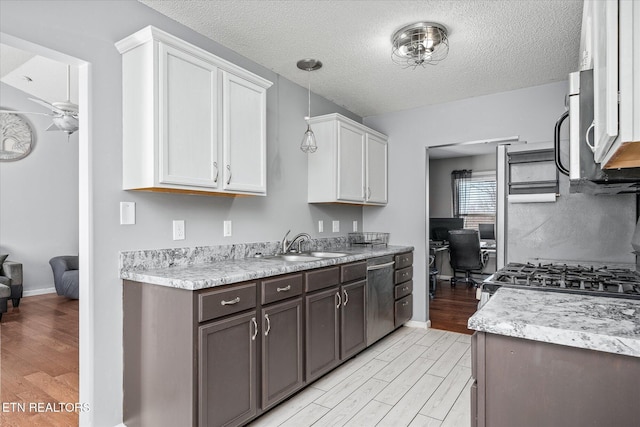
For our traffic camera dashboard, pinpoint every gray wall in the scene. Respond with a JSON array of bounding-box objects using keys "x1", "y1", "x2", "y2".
[
  {"x1": 364, "y1": 80, "x2": 636, "y2": 325},
  {"x1": 429, "y1": 154, "x2": 496, "y2": 218},
  {"x1": 0, "y1": 83, "x2": 79, "y2": 294},
  {"x1": 1, "y1": 1, "x2": 363, "y2": 425}
]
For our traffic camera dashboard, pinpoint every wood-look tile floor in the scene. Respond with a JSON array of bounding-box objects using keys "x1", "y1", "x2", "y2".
[
  {"x1": 0, "y1": 293, "x2": 79, "y2": 427},
  {"x1": 249, "y1": 326, "x2": 472, "y2": 427}
]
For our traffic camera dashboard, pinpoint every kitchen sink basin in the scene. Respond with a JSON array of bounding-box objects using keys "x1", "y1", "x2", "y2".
[{"x1": 307, "y1": 251, "x2": 348, "y2": 258}]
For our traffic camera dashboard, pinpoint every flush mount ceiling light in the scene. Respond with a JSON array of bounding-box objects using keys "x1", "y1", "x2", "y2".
[
  {"x1": 391, "y1": 22, "x2": 449, "y2": 68},
  {"x1": 297, "y1": 58, "x2": 322, "y2": 153}
]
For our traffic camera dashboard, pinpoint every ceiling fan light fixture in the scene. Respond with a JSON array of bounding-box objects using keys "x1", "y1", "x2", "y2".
[
  {"x1": 297, "y1": 58, "x2": 322, "y2": 154},
  {"x1": 391, "y1": 22, "x2": 449, "y2": 68}
]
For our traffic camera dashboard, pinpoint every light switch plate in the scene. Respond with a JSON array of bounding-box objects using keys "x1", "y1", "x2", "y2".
[
  {"x1": 332, "y1": 220, "x2": 340, "y2": 233},
  {"x1": 224, "y1": 220, "x2": 232, "y2": 237},
  {"x1": 173, "y1": 220, "x2": 185, "y2": 240},
  {"x1": 120, "y1": 202, "x2": 135, "y2": 225},
  {"x1": 318, "y1": 220, "x2": 324, "y2": 233}
]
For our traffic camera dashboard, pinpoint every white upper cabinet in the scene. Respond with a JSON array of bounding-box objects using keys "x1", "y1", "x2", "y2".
[
  {"x1": 308, "y1": 114, "x2": 388, "y2": 206},
  {"x1": 222, "y1": 72, "x2": 267, "y2": 194},
  {"x1": 116, "y1": 26, "x2": 272, "y2": 196},
  {"x1": 589, "y1": 0, "x2": 640, "y2": 169},
  {"x1": 366, "y1": 133, "x2": 388, "y2": 204}
]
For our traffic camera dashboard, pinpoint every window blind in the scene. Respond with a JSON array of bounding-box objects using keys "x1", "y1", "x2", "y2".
[{"x1": 456, "y1": 171, "x2": 496, "y2": 230}]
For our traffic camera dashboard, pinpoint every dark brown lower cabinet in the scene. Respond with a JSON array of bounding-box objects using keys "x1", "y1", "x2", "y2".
[
  {"x1": 199, "y1": 311, "x2": 257, "y2": 427},
  {"x1": 471, "y1": 331, "x2": 640, "y2": 427},
  {"x1": 261, "y1": 297, "x2": 304, "y2": 410},
  {"x1": 340, "y1": 280, "x2": 366, "y2": 360},
  {"x1": 305, "y1": 286, "x2": 341, "y2": 382}
]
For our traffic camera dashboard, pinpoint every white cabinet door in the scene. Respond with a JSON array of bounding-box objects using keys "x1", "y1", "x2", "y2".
[
  {"x1": 592, "y1": 0, "x2": 619, "y2": 163},
  {"x1": 366, "y1": 134, "x2": 388, "y2": 205},
  {"x1": 337, "y1": 122, "x2": 366, "y2": 202},
  {"x1": 222, "y1": 72, "x2": 267, "y2": 194},
  {"x1": 159, "y1": 43, "x2": 219, "y2": 188}
]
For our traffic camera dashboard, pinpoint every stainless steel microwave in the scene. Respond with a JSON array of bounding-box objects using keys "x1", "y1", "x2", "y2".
[{"x1": 554, "y1": 69, "x2": 640, "y2": 194}]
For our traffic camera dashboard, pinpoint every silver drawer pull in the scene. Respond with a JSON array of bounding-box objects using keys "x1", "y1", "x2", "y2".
[
  {"x1": 403, "y1": 301, "x2": 409, "y2": 306},
  {"x1": 276, "y1": 285, "x2": 291, "y2": 292},
  {"x1": 403, "y1": 286, "x2": 409, "y2": 291},
  {"x1": 221, "y1": 296, "x2": 240, "y2": 306}
]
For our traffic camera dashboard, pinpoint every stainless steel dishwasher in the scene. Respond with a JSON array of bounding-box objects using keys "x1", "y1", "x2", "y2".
[{"x1": 366, "y1": 256, "x2": 395, "y2": 346}]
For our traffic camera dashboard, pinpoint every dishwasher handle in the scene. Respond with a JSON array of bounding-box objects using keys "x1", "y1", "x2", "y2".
[{"x1": 366, "y1": 261, "x2": 395, "y2": 271}]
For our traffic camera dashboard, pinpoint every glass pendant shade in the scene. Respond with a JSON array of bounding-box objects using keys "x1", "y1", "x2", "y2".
[{"x1": 300, "y1": 123, "x2": 318, "y2": 153}]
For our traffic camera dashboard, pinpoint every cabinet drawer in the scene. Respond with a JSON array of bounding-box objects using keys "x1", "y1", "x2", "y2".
[
  {"x1": 395, "y1": 266, "x2": 413, "y2": 284},
  {"x1": 394, "y1": 252, "x2": 413, "y2": 269},
  {"x1": 394, "y1": 294, "x2": 413, "y2": 327},
  {"x1": 261, "y1": 274, "x2": 303, "y2": 305},
  {"x1": 198, "y1": 282, "x2": 257, "y2": 322},
  {"x1": 340, "y1": 261, "x2": 367, "y2": 283},
  {"x1": 305, "y1": 267, "x2": 340, "y2": 293},
  {"x1": 394, "y1": 280, "x2": 413, "y2": 300}
]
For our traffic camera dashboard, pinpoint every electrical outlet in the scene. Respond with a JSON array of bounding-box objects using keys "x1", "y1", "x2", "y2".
[
  {"x1": 332, "y1": 220, "x2": 340, "y2": 233},
  {"x1": 318, "y1": 220, "x2": 324, "y2": 233},
  {"x1": 120, "y1": 202, "x2": 135, "y2": 225},
  {"x1": 352, "y1": 220, "x2": 358, "y2": 232},
  {"x1": 224, "y1": 220, "x2": 232, "y2": 237},
  {"x1": 173, "y1": 220, "x2": 185, "y2": 240}
]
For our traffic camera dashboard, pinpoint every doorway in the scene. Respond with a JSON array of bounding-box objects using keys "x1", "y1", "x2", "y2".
[
  {"x1": 425, "y1": 138, "x2": 515, "y2": 333},
  {"x1": 0, "y1": 32, "x2": 92, "y2": 425}
]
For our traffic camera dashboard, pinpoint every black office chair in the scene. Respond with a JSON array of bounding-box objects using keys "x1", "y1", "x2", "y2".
[{"x1": 448, "y1": 229, "x2": 488, "y2": 287}]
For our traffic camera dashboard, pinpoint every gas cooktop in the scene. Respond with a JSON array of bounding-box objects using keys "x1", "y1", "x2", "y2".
[{"x1": 483, "y1": 262, "x2": 640, "y2": 300}]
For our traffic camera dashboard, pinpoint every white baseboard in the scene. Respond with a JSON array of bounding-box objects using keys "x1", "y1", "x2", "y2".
[
  {"x1": 404, "y1": 320, "x2": 431, "y2": 329},
  {"x1": 23, "y1": 287, "x2": 56, "y2": 297}
]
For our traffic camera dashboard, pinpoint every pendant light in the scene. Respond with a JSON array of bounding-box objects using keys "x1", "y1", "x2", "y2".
[{"x1": 297, "y1": 59, "x2": 322, "y2": 153}]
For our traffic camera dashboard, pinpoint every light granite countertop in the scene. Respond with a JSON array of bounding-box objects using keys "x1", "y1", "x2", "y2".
[
  {"x1": 468, "y1": 287, "x2": 640, "y2": 358},
  {"x1": 120, "y1": 245, "x2": 413, "y2": 291}
]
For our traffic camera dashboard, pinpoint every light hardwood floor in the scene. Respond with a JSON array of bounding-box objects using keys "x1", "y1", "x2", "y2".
[
  {"x1": 249, "y1": 326, "x2": 472, "y2": 427},
  {"x1": 0, "y1": 293, "x2": 79, "y2": 427}
]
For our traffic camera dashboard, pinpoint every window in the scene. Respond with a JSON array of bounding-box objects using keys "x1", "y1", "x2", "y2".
[{"x1": 452, "y1": 170, "x2": 496, "y2": 230}]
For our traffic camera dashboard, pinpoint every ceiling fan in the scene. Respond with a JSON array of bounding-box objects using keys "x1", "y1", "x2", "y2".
[{"x1": 0, "y1": 64, "x2": 79, "y2": 136}]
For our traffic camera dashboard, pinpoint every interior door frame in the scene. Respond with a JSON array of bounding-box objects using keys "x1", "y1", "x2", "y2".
[
  {"x1": 1, "y1": 32, "x2": 94, "y2": 426},
  {"x1": 425, "y1": 136, "x2": 520, "y2": 283}
]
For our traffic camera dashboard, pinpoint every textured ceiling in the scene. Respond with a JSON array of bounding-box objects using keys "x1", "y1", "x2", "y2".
[{"x1": 139, "y1": 0, "x2": 583, "y2": 118}]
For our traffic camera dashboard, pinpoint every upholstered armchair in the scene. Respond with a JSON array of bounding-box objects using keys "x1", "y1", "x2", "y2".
[
  {"x1": 0, "y1": 257, "x2": 24, "y2": 321},
  {"x1": 49, "y1": 255, "x2": 79, "y2": 299}
]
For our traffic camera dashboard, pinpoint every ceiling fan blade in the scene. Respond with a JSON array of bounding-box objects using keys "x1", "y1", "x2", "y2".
[
  {"x1": 0, "y1": 109, "x2": 52, "y2": 116},
  {"x1": 28, "y1": 97, "x2": 65, "y2": 115}
]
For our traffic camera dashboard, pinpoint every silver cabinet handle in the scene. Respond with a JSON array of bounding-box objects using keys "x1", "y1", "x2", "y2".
[
  {"x1": 335, "y1": 292, "x2": 342, "y2": 309},
  {"x1": 367, "y1": 261, "x2": 395, "y2": 271},
  {"x1": 226, "y1": 164, "x2": 232, "y2": 184},
  {"x1": 250, "y1": 317, "x2": 258, "y2": 341},
  {"x1": 367, "y1": 187, "x2": 371, "y2": 200},
  {"x1": 276, "y1": 285, "x2": 291, "y2": 292},
  {"x1": 343, "y1": 289, "x2": 349, "y2": 307},
  {"x1": 403, "y1": 301, "x2": 409, "y2": 306},
  {"x1": 213, "y1": 161, "x2": 219, "y2": 183},
  {"x1": 403, "y1": 286, "x2": 409, "y2": 291},
  {"x1": 220, "y1": 296, "x2": 240, "y2": 306},
  {"x1": 264, "y1": 314, "x2": 271, "y2": 336}
]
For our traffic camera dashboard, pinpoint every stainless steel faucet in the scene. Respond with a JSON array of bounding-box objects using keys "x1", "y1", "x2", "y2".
[{"x1": 280, "y1": 230, "x2": 312, "y2": 254}]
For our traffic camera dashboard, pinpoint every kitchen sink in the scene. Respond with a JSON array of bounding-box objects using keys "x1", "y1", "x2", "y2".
[{"x1": 307, "y1": 251, "x2": 348, "y2": 258}]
